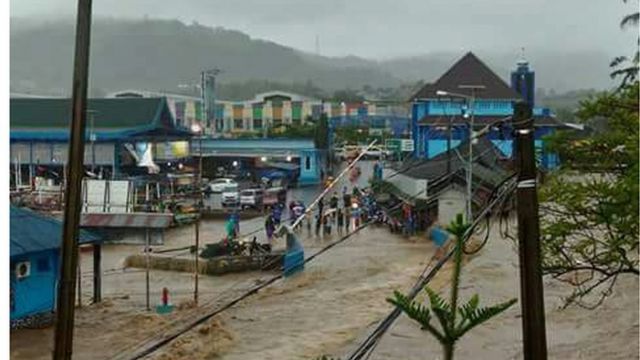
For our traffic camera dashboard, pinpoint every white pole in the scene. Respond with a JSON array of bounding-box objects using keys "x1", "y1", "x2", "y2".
[
  {"x1": 14, "y1": 157, "x2": 19, "y2": 190},
  {"x1": 17, "y1": 154, "x2": 22, "y2": 189}
]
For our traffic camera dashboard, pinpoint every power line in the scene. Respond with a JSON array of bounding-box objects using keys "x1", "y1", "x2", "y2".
[{"x1": 347, "y1": 176, "x2": 517, "y2": 360}]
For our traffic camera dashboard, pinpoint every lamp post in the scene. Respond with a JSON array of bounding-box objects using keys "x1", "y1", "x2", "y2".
[
  {"x1": 201, "y1": 69, "x2": 221, "y2": 135},
  {"x1": 190, "y1": 122, "x2": 204, "y2": 305},
  {"x1": 435, "y1": 85, "x2": 485, "y2": 222}
]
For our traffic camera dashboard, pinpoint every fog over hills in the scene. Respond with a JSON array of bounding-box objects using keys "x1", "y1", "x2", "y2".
[{"x1": 10, "y1": 18, "x2": 617, "y2": 99}]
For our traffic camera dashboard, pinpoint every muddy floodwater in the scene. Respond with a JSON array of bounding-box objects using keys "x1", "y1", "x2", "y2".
[{"x1": 10, "y1": 160, "x2": 638, "y2": 359}]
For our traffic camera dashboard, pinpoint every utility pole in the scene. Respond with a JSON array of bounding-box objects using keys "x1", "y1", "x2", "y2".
[
  {"x1": 194, "y1": 132, "x2": 203, "y2": 305},
  {"x1": 458, "y1": 85, "x2": 483, "y2": 222},
  {"x1": 53, "y1": 0, "x2": 92, "y2": 358},
  {"x1": 513, "y1": 101, "x2": 548, "y2": 360}
]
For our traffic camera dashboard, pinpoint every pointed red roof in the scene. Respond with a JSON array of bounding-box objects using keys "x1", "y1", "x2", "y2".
[{"x1": 411, "y1": 52, "x2": 522, "y2": 101}]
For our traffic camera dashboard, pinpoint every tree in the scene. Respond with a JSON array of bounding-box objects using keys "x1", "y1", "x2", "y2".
[
  {"x1": 334, "y1": 126, "x2": 369, "y2": 144},
  {"x1": 610, "y1": 0, "x2": 639, "y2": 87},
  {"x1": 539, "y1": 81, "x2": 639, "y2": 308},
  {"x1": 387, "y1": 214, "x2": 516, "y2": 360}
]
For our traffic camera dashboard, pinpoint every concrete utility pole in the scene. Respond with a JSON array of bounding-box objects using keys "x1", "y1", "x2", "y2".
[
  {"x1": 201, "y1": 68, "x2": 221, "y2": 135},
  {"x1": 53, "y1": 0, "x2": 93, "y2": 358},
  {"x1": 190, "y1": 122, "x2": 204, "y2": 305},
  {"x1": 433, "y1": 84, "x2": 484, "y2": 222},
  {"x1": 513, "y1": 101, "x2": 548, "y2": 360},
  {"x1": 458, "y1": 85, "x2": 484, "y2": 222}
]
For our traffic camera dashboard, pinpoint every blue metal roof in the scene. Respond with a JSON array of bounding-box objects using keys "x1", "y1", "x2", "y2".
[{"x1": 10, "y1": 206, "x2": 101, "y2": 257}]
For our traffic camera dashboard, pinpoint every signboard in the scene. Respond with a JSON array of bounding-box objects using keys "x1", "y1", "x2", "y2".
[
  {"x1": 385, "y1": 139, "x2": 401, "y2": 152},
  {"x1": 83, "y1": 179, "x2": 132, "y2": 213},
  {"x1": 401, "y1": 139, "x2": 414, "y2": 152}
]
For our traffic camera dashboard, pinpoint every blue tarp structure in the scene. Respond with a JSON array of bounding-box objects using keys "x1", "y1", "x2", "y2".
[{"x1": 283, "y1": 226, "x2": 305, "y2": 276}]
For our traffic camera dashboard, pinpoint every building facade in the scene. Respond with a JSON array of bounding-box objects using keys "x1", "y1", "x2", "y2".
[
  {"x1": 108, "y1": 90, "x2": 411, "y2": 139},
  {"x1": 9, "y1": 97, "x2": 192, "y2": 184},
  {"x1": 410, "y1": 52, "x2": 564, "y2": 170}
]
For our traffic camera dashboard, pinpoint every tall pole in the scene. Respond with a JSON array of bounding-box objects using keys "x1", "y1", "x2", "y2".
[
  {"x1": 466, "y1": 91, "x2": 475, "y2": 222},
  {"x1": 53, "y1": 0, "x2": 92, "y2": 358},
  {"x1": 145, "y1": 229, "x2": 150, "y2": 311},
  {"x1": 194, "y1": 134, "x2": 202, "y2": 305},
  {"x1": 514, "y1": 101, "x2": 547, "y2": 360},
  {"x1": 457, "y1": 84, "x2": 484, "y2": 222}
]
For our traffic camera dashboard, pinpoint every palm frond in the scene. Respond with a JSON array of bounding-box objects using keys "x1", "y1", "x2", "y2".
[
  {"x1": 621, "y1": 12, "x2": 640, "y2": 28},
  {"x1": 425, "y1": 287, "x2": 451, "y2": 313},
  {"x1": 457, "y1": 294, "x2": 480, "y2": 324},
  {"x1": 388, "y1": 290, "x2": 446, "y2": 343},
  {"x1": 457, "y1": 298, "x2": 517, "y2": 338},
  {"x1": 447, "y1": 213, "x2": 471, "y2": 237},
  {"x1": 387, "y1": 291, "x2": 432, "y2": 327}
]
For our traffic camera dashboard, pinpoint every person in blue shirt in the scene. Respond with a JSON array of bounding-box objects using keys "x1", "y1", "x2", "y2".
[{"x1": 272, "y1": 204, "x2": 282, "y2": 226}]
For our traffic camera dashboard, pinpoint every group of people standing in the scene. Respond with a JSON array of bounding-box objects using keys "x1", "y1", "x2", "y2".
[
  {"x1": 261, "y1": 182, "x2": 382, "y2": 246},
  {"x1": 312, "y1": 186, "x2": 379, "y2": 238}
]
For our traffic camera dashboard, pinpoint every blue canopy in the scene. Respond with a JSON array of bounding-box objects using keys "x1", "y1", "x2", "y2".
[{"x1": 10, "y1": 206, "x2": 101, "y2": 258}]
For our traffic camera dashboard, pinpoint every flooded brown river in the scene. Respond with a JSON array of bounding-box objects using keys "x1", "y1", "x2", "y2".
[{"x1": 10, "y1": 161, "x2": 638, "y2": 359}]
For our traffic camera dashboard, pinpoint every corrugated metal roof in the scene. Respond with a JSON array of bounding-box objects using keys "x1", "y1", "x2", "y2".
[
  {"x1": 11, "y1": 97, "x2": 169, "y2": 129},
  {"x1": 10, "y1": 206, "x2": 100, "y2": 257},
  {"x1": 80, "y1": 213, "x2": 174, "y2": 229}
]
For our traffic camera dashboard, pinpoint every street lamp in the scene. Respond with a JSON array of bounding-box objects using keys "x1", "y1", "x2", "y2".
[
  {"x1": 435, "y1": 85, "x2": 485, "y2": 222},
  {"x1": 190, "y1": 121, "x2": 204, "y2": 305}
]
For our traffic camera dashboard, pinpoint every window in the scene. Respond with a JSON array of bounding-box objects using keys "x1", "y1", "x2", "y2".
[
  {"x1": 292, "y1": 118, "x2": 301, "y2": 126},
  {"x1": 234, "y1": 119, "x2": 243, "y2": 129},
  {"x1": 273, "y1": 119, "x2": 283, "y2": 127},
  {"x1": 253, "y1": 119, "x2": 263, "y2": 129},
  {"x1": 37, "y1": 257, "x2": 49, "y2": 272},
  {"x1": 305, "y1": 156, "x2": 311, "y2": 170}
]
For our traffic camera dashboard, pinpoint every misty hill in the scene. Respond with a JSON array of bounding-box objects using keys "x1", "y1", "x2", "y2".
[
  {"x1": 10, "y1": 18, "x2": 401, "y2": 98},
  {"x1": 10, "y1": 18, "x2": 617, "y2": 100}
]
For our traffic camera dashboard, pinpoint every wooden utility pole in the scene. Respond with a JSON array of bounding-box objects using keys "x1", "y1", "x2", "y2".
[
  {"x1": 513, "y1": 101, "x2": 548, "y2": 360},
  {"x1": 53, "y1": 0, "x2": 93, "y2": 358}
]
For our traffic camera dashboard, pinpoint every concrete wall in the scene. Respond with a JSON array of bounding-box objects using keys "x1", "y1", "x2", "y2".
[{"x1": 437, "y1": 186, "x2": 467, "y2": 225}]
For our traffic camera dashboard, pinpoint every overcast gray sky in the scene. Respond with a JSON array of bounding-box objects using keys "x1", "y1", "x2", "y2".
[{"x1": 10, "y1": 0, "x2": 637, "y2": 59}]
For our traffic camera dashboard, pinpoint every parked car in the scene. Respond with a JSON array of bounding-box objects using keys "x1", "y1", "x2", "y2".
[
  {"x1": 221, "y1": 184, "x2": 239, "y2": 207},
  {"x1": 365, "y1": 146, "x2": 383, "y2": 159},
  {"x1": 240, "y1": 189, "x2": 264, "y2": 209},
  {"x1": 209, "y1": 178, "x2": 237, "y2": 193}
]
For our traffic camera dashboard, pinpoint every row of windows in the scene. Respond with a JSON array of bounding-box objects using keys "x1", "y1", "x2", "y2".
[{"x1": 228, "y1": 119, "x2": 306, "y2": 130}]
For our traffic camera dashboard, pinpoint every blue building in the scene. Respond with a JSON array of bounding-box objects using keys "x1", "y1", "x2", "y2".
[
  {"x1": 410, "y1": 52, "x2": 564, "y2": 169},
  {"x1": 9, "y1": 97, "x2": 193, "y2": 183},
  {"x1": 192, "y1": 138, "x2": 323, "y2": 185},
  {"x1": 10, "y1": 206, "x2": 101, "y2": 328}
]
